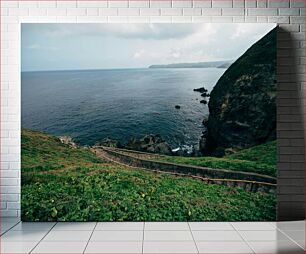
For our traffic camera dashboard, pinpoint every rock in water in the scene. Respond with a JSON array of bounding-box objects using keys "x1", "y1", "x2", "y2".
[
  {"x1": 202, "y1": 28, "x2": 277, "y2": 156},
  {"x1": 199, "y1": 135, "x2": 206, "y2": 152},
  {"x1": 59, "y1": 136, "x2": 78, "y2": 148},
  {"x1": 193, "y1": 87, "x2": 208, "y2": 93},
  {"x1": 175, "y1": 105, "x2": 181, "y2": 109},
  {"x1": 96, "y1": 138, "x2": 121, "y2": 148},
  {"x1": 127, "y1": 134, "x2": 172, "y2": 155},
  {"x1": 200, "y1": 100, "x2": 207, "y2": 104},
  {"x1": 155, "y1": 143, "x2": 173, "y2": 155},
  {"x1": 202, "y1": 116, "x2": 209, "y2": 126}
]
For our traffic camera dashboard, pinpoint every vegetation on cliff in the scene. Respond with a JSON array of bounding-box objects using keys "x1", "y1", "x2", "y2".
[
  {"x1": 21, "y1": 129, "x2": 276, "y2": 221},
  {"x1": 203, "y1": 28, "x2": 277, "y2": 156},
  {"x1": 153, "y1": 141, "x2": 276, "y2": 177}
]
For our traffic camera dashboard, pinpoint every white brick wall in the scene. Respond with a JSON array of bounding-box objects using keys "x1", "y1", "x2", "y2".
[{"x1": 0, "y1": 0, "x2": 305, "y2": 219}]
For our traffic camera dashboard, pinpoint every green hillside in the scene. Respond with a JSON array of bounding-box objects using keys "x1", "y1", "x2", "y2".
[
  {"x1": 155, "y1": 141, "x2": 276, "y2": 177},
  {"x1": 22, "y1": 129, "x2": 102, "y2": 172},
  {"x1": 21, "y1": 129, "x2": 276, "y2": 221}
]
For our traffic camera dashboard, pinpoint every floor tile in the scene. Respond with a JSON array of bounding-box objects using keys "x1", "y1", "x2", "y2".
[
  {"x1": 275, "y1": 221, "x2": 305, "y2": 231},
  {"x1": 32, "y1": 241, "x2": 87, "y2": 253},
  {"x1": 144, "y1": 230, "x2": 193, "y2": 241},
  {"x1": 295, "y1": 240, "x2": 305, "y2": 250},
  {"x1": 52, "y1": 222, "x2": 96, "y2": 231},
  {"x1": 1, "y1": 228, "x2": 10, "y2": 235},
  {"x1": 96, "y1": 222, "x2": 143, "y2": 231},
  {"x1": 197, "y1": 241, "x2": 253, "y2": 253},
  {"x1": 282, "y1": 230, "x2": 305, "y2": 249},
  {"x1": 90, "y1": 230, "x2": 143, "y2": 241},
  {"x1": 42, "y1": 230, "x2": 92, "y2": 242},
  {"x1": 1, "y1": 220, "x2": 21, "y2": 234},
  {"x1": 145, "y1": 222, "x2": 189, "y2": 231},
  {"x1": 1, "y1": 218, "x2": 21, "y2": 224},
  {"x1": 85, "y1": 241, "x2": 142, "y2": 253},
  {"x1": 143, "y1": 241, "x2": 198, "y2": 253},
  {"x1": 189, "y1": 222, "x2": 234, "y2": 231},
  {"x1": 249, "y1": 240, "x2": 305, "y2": 253},
  {"x1": 193, "y1": 230, "x2": 243, "y2": 241},
  {"x1": 1, "y1": 225, "x2": 16, "y2": 235},
  {"x1": 0, "y1": 241, "x2": 37, "y2": 253},
  {"x1": 1, "y1": 221, "x2": 21, "y2": 229},
  {"x1": 231, "y1": 222, "x2": 276, "y2": 231},
  {"x1": 12, "y1": 222, "x2": 55, "y2": 231},
  {"x1": 282, "y1": 230, "x2": 305, "y2": 241},
  {"x1": 0, "y1": 220, "x2": 304, "y2": 254},
  {"x1": 239, "y1": 230, "x2": 291, "y2": 241},
  {"x1": 1, "y1": 230, "x2": 47, "y2": 242}
]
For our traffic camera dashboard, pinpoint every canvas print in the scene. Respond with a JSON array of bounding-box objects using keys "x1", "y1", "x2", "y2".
[{"x1": 21, "y1": 23, "x2": 277, "y2": 221}]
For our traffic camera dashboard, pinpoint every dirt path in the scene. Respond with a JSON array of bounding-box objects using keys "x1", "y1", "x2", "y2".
[{"x1": 91, "y1": 146, "x2": 277, "y2": 194}]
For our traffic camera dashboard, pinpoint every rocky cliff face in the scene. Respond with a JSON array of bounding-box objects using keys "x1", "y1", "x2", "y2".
[
  {"x1": 202, "y1": 28, "x2": 277, "y2": 156},
  {"x1": 127, "y1": 134, "x2": 173, "y2": 155}
]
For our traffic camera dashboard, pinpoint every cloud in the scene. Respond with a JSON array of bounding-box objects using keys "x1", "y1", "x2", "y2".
[
  {"x1": 22, "y1": 23, "x2": 276, "y2": 71},
  {"x1": 130, "y1": 23, "x2": 275, "y2": 65},
  {"x1": 23, "y1": 23, "x2": 200, "y2": 41},
  {"x1": 27, "y1": 43, "x2": 58, "y2": 51},
  {"x1": 170, "y1": 48, "x2": 181, "y2": 59},
  {"x1": 133, "y1": 49, "x2": 145, "y2": 59},
  {"x1": 27, "y1": 44, "x2": 41, "y2": 49},
  {"x1": 231, "y1": 23, "x2": 275, "y2": 41},
  {"x1": 132, "y1": 49, "x2": 162, "y2": 62}
]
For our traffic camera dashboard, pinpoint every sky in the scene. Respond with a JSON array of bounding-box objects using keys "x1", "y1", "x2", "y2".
[{"x1": 21, "y1": 23, "x2": 276, "y2": 72}]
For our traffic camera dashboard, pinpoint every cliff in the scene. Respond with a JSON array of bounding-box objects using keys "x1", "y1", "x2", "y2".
[{"x1": 202, "y1": 28, "x2": 277, "y2": 156}]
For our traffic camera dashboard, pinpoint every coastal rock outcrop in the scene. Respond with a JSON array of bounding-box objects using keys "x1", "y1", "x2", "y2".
[
  {"x1": 59, "y1": 136, "x2": 78, "y2": 148},
  {"x1": 202, "y1": 116, "x2": 209, "y2": 126},
  {"x1": 201, "y1": 92, "x2": 210, "y2": 97},
  {"x1": 202, "y1": 28, "x2": 277, "y2": 156},
  {"x1": 193, "y1": 87, "x2": 208, "y2": 93},
  {"x1": 127, "y1": 134, "x2": 172, "y2": 155},
  {"x1": 96, "y1": 138, "x2": 122, "y2": 148}
]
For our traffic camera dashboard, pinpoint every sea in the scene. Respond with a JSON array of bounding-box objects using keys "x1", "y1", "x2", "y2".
[{"x1": 21, "y1": 68, "x2": 226, "y2": 149}]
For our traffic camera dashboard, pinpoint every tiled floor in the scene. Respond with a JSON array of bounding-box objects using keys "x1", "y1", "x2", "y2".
[{"x1": 0, "y1": 218, "x2": 304, "y2": 253}]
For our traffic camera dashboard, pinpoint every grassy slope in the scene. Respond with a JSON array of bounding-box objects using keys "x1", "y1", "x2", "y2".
[
  {"x1": 21, "y1": 129, "x2": 276, "y2": 221},
  {"x1": 155, "y1": 141, "x2": 276, "y2": 177},
  {"x1": 22, "y1": 129, "x2": 102, "y2": 172}
]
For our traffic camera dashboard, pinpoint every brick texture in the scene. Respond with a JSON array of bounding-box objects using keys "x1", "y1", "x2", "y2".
[{"x1": 0, "y1": 0, "x2": 304, "y2": 220}]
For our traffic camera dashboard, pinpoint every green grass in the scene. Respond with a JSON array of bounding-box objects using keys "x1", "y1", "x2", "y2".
[
  {"x1": 154, "y1": 141, "x2": 276, "y2": 177},
  {"x1": 228, "y1": 141, "x2": 276, "y2": 166},
  {"x1": 21, "y1": 129, "x2": 276, "y2": 221},
  {"x1": 22, "y1": 129, "x2": 102, "y2": 172}
]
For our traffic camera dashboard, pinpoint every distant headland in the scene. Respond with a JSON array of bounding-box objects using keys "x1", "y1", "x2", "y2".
[{"x1": 148, "y1": 60, "x2": 233, "y2": 69}]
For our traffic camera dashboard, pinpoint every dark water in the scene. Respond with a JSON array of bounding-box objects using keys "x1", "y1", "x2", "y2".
[{"x1": 21, "y1": 68, "x2": 226, "y2": 148}]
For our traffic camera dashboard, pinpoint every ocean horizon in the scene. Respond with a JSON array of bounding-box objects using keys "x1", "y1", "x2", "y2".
[{"x1": 22, "y1": 67, "x2": 152, "y2": 73}]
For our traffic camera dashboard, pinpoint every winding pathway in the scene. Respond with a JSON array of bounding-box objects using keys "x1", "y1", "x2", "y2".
[{"x1": 91, "y1": 146, "x2": 277, "y2": 194}]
